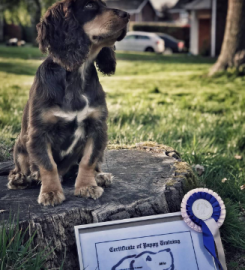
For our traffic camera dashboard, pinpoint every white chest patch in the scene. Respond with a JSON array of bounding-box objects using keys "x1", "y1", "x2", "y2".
[
  {"x1": 53, "y1": 96, "x2": 92, "y2": 123},
  {"x1": 61, "y1": 125, "x2": 85, "y2": 158},
  {"x1": 53, "y1": 95, "x2": 96, "y2": 158}
]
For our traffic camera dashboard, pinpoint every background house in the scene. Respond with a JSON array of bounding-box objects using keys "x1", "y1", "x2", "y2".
[
  {"x1": 169, "y1": 0, "x2": 192, "y2": 24},
  {"x1": 184, "y1": 0, "x2": 228, "y2": 56},
  {"x1": 104, "y1": 0, "x2": 158, "y2": 22}
]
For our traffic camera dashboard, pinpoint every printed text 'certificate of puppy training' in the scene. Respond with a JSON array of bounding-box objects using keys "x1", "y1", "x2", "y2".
[{"x1": 78, "y1": 220, "x2": 216, "y2": 270}]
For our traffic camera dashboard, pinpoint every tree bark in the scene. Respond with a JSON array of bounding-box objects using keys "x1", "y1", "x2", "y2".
[
  {"x1": 0, "y1": 2, "x2": 8, "y2": 42},
  {"x1": 25, "y1": 0, "x2": 42, "y2": 44},
  {"x1": 210, "y1": 0, "x2": 245, "y2": 75},
  {"x1": 0, "y1": 147, "x2": 196, "y2": 269},
  {"x1": 0, "y1": 10, "x2": 3, "y2": 42}
]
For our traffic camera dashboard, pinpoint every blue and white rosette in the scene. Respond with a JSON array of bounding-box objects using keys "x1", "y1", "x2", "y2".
[{"x1": 181, "y1": 188, "x2": 227, "y2": 270}]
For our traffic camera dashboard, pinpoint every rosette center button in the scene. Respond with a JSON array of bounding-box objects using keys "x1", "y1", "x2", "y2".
[{"x1": 192, "y1": 199, "x2": 214, "y2": 220}]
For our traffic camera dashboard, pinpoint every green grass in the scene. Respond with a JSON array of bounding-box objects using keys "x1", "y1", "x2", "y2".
[
  {"x1": 0, "y1": 213, "x2": 47, "y2": 270},
  {"x1": 0, "y1": 46, "x2": 245, "y2": 269}
]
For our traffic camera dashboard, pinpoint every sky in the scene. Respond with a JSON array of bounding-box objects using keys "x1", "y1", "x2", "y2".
[{"x1": 151, "y1": 0, "x2": 178, "y2": 10}]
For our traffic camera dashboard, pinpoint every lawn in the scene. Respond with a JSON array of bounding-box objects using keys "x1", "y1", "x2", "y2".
[{"x1": 0, "y1": 45, "x2": 245, "y2": 269}]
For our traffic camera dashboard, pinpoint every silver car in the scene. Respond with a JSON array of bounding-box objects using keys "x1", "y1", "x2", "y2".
[{"x1": 116, "y1": 31, "x2": 165, "y2": 53}]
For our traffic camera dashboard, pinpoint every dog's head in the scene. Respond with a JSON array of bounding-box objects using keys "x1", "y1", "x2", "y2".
[{"x1": 37, "y1": 0, "x2": 130, "y2": 73}]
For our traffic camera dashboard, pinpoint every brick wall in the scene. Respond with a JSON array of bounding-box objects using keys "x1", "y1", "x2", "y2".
[
  {"x1": 130, "y1": 14, "x2": 136, "y2": 22},
  {"x1": 142, "y1": 3, "x2": 156, "y2": 22},
  {"x1": 171, "y1": 13, "x2": 180, "y2": 21},
  {"x1": 198, "y1": 18, "x2": 211, "y2": 55}
]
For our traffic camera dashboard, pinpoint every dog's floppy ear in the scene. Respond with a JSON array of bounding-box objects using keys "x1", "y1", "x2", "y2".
[
  {"x1": 36, "y1": 2, "x2": 90, "y2": 71},
  {"x1": 96, "y1": 47, "x2": 116, "y2": 76}
]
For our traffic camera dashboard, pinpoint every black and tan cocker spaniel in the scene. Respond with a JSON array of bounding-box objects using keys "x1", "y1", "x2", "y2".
[{"x1": 8, "y1": 0, "x2": 130, "y2": 206}]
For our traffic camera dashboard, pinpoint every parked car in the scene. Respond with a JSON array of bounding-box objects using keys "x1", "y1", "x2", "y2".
[
  {"x1": 115, "y1": 31, "x2": 165, "y2": 53},
  {"x1": 6, "y1": 38, "x2": 26, "y2": 47},
  {"x1": 157, "y1": 33, "x2": 185, "y2": 54}
]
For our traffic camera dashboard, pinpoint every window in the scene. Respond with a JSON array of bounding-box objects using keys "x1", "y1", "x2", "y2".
[
  {"x1": 125, "y1": 35, "x2": 136, "y2": 40},
  {"x1": 136, "y1": 35, "x2": 150, "y2": 40}
]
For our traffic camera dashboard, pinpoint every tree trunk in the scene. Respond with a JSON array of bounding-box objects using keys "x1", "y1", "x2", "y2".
[
  {"x1": 0, "y1": 10, "x2": 4, "y2": 42},
  {"x1": 0, "y1": 147, "x2": 196, "y2": 269},
  {"x1": 33, "y1": 0, "x2": 42, "y2": 29},
  {"x1": 25, "y1": 0, "x2": 42, "y2": 44},
  {"x1": 210, "y1": 0, "x2": 245, "y2": 75}
]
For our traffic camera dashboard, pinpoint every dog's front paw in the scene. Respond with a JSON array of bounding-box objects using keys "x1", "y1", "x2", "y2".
[
  {"x1": 38, "y1": 190, "x2": 65, "y2": 206},
  {"x1": 74, "y1": 185, "x2": 104, "y2": 200},
  {"x1": 8, "y1": 170, "x2": 31, "y2": 190},
  {"x1": 96, "y1": 173, "x2": 113, "y2": 187}
]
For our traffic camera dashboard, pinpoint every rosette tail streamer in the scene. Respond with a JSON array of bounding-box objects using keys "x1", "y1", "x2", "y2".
[
  {"x1": 201, "y1": 220, "x2": 226, "y2": 270},
  {"x1": 181, "y1": 189, "x2": 227, "y2": 270}
]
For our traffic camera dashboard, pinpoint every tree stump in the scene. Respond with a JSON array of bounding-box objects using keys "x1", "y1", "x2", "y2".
[{"x1": 0, "y1": 146, "x2": 196, "y2": 270}]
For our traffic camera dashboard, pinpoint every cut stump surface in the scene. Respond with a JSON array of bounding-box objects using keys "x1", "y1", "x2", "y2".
[{"x1": 0, "y1": 149, "x2": 196, "y2": 270}]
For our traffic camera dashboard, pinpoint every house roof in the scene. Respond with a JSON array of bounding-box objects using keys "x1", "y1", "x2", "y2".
[
  {"x1": 171, "y1": 0, "x2": 193, "y2": 10},
  {"x1": 184, "y1": 0, "x2": 211, "y2": 10},
  {"x1": 104, "y1": 0, "x2": 155, "y2": 14}
]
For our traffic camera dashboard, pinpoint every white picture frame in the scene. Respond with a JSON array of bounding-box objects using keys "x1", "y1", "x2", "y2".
[{"x1": 74, "y1": 212, "x2": 217, "y2": 270}]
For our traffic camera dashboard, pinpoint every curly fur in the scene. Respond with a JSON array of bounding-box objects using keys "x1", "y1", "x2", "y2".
[
  {"x1": 96, "y1": 47, "x2": 116, "y2": 75},
  {"x1": 36, "y1": 0, "x2": 121, "y2": 74},
  {"x1": 8, "y1": 0, "x2": 129, "y2": 206},
  {"x1": 37, "y1": 1, "x2": 91, "y2": 71}
]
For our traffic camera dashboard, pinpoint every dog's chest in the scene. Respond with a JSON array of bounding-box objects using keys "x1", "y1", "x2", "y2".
[{"x1": 54, "y1": 95, "x2": 94, "y2": 158}]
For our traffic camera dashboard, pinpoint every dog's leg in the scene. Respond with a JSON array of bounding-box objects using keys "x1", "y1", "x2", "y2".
[
  {"x1": 74, "y1": 138, "x2": 104, "y2": 200},
  {"x1": 38, "y1": 146, "x2": 65, "y2": 206},
  {"x1": 27, "y1": 134, "x2": 65, "y2": 206},
  {"x1": 8, "y1": 138, "x2": 32, "y2": 190},
  {"x1": 38, "y1": 145, "x2": 65, "y2": 206}
]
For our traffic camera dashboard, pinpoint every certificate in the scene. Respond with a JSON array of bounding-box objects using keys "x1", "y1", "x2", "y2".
[{"x1": 75, "y1": 212, "x2": 217, "y2": 270}]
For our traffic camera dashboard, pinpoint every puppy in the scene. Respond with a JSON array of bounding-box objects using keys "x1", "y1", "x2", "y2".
[{"x1": 8, "y1": 0, "x2": 130, "y2": 206}]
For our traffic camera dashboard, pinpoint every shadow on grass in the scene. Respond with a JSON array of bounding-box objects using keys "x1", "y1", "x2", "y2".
[
  {"x1": 116, "y1": 51, "x2": 216, "y2": 65},
  {"x1": 0, "y1": 45, "x2": 44, "y2": 60}
]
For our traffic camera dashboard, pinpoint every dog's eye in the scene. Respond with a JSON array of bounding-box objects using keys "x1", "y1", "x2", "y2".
[{"x1": 84, "y1": 2, "x2": 96, "y2": 9}]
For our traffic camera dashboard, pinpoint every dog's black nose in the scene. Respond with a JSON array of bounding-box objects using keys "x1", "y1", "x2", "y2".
[
  {"x1": 119, "y1": 11, "x2": 130, "y2": 19},
  {"x1": 114, "y1": 9, "x2": 130, "y2": 19}
]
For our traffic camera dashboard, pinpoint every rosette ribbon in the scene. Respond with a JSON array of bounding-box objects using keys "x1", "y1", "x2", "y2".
[{"x1": 181, "y1": 188, "x2": 227, "y2": 270}]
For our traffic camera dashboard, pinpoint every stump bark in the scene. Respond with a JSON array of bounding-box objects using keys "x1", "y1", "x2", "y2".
[{"x1": 0, "y1": 147, "x2": 196, "y2": 270}]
